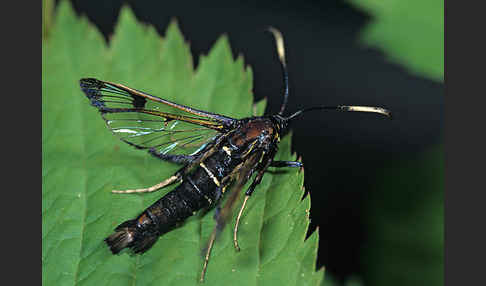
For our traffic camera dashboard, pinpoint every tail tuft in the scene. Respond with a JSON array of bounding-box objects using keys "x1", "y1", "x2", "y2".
[
  {"x1": 105, "y1": 219, "x2": 159, "y2": 254},
  {"x1": 105, "y1": 220, "x2": 137, "y2": 254}
]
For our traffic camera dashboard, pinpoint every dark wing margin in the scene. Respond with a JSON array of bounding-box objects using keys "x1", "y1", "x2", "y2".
[{"x1": 79, "y1": 78, "x2": 237, "y2": 157}]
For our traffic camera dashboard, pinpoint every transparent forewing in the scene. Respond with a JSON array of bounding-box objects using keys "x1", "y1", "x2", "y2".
[
  {"x1": 80, "y1": 78, "x2": 233, "y2": 156},
  {"x1": 104, "y1": 111, "x2": 219, "y2": 156}
]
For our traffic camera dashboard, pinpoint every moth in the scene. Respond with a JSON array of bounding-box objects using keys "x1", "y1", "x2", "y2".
[{"x1": 79, "y1": 27, "x2": 391, "y2": 281}]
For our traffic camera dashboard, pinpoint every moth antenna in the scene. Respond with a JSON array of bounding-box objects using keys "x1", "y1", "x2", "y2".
[
  {"x1": 286, "y1": 105, "x2": 392, "y2": 121},
  {"x1": 267, "y1": 27, "x2": 289, "y2": 116}
]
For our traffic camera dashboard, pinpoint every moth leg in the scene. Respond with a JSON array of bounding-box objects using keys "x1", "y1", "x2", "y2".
[
  {"x1": 148, "y1": 148, "x2": 196, "y2": 164},
  {"x1": 214, "y1": 186, "x2": 225, "y2": 206},
  {"x1": 233, "y1": 166, "x2": 269, "y2": 251},
  {"x1": 200, "y1": 152, "x2": 261, "y2": 281},
  {"x1": 270, "y1": 160, "x2": 303, "y2": 168},
  {"x1": 111, "y1": 173, "x2": 181, "y2": 194},
  {"x1": 200, "y1": 187, "x2": 228, "y2": 282},
  {"x1": 233, "y1": 195, "x2": 250, "y2": 251},
  {"x1": 201, "y1": 228, "x2": 217, "y2": 282}
]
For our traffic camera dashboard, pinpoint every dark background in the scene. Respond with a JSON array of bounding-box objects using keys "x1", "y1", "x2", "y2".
[{"x1": 60, "y1": 0, "x2": 443, "y2": 283}]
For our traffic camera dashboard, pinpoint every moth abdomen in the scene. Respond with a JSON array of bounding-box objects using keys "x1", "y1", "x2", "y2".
[{"x1": 104, "y1": 168, "x2": 222, "y2": 254}]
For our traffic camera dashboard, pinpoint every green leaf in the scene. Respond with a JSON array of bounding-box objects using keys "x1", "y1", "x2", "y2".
[
  {"x1": 362, "y1": 146, "x2": 444, "y2": 286},
  {"x1": 42, "y1": 2, "x2": 323, "y2": 285},
  {"x1": 348, "y1": 0, "x2": 444, "y2": 82},
  {"x1": 42, "y1": 0, "x2": 54, "y2": 39}
]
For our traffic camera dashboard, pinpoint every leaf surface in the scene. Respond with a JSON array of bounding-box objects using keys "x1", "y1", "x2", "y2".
[{"x1": 349, "y1": 0, "x2": 444, "y2": 81}]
